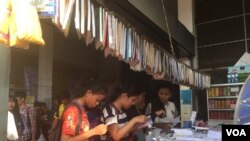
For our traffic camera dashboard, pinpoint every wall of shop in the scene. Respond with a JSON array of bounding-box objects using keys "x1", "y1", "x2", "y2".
[
  {"x1": 53, "y1": 28, "x2": 100, "y2": 71},
  {"x1": 128, "y1": 0, "x2": 168, "y2": 32},
  {"x1": 10, "y1": 47, "x2": 39, "y2": 88},
  {"x1": 178, "y1": 0, "x2": 194, "y2": 34},
  {"x1": 195, "y1": 0, "x2": 250, "y2": 121},
  {"x1": 196, "y1": 0, "x2": 250, "y2": 71},
  {"x1": 126, "y1": 0, "x2": 194, "y2": 57}
]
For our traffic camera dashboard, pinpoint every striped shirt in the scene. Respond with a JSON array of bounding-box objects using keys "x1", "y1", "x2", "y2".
[{"x1": 101, "y1": 104, "x2": 129, "y2": 141}]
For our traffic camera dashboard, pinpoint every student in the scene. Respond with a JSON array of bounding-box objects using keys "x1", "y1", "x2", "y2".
[
  {"x1": 102, "y1": 84, "x2": 147, "y2": 141},
  {"x1": 60, "y1": 81, "x2": 108, "y2": 141},
  {"x1": 15, "y1": 91, "x2": 36, "y2": 141},
  {"x1": 151, "y1": 85, "x2": 178, "y2": 129},
  {"x1": 8, "y1": 95, "x2": 24, "y2": 137},
  {"x1": 125, "y1": 84, "x2": 147, "y2": 141},
  {"x1": 125, "y1": 84, "x2": 147, "y2": 120},
  {"x1": 49, "y1": 90, "x2": 71, "y2": 133},
  {"x1": 35, "y1": 102, "x2": 51, "y2": 141}
]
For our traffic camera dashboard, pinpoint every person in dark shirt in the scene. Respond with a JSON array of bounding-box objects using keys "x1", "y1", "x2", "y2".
[
  {"x1": 125, "y1": 83, "x2": 147, "y2": 120},
  {"x1": 101, "y1": 84, "x2": 147, "y2": 141},
  {"x1": 8, "y1": 94, "x2": 24, "y2": 137}
]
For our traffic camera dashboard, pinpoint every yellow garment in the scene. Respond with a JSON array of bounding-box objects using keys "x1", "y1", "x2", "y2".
[
  {"x1": 54, "y1": 104, "x2": 65, "y2": 120},
  {"x1": 0, "y1": 0, "x2": 11, "y2": 45},
  {"x1": 9, "y1": 9, "x2": 29, "y2": 48},
  {"x1": 11, "y1": 0, "x2": 45, "y2": 46},
  {"x1": 58, "y1": 104, "x2": 65, "y2": 119}
]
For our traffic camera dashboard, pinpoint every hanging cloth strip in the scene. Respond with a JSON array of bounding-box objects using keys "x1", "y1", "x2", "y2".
[
  {"x1": 102, "y1": 11, "x2": 108, "y2": 48},
  {"x1": 62, "y1": 0, "x2": 75, "y2": 37},
  {"x1": 91, "y1": 3, "x2": 96, "y2": 38},
  {"x1": 85, "y1": 0, "x2": 94, "y2": 46},
  {"x1": 126, "y1": 28, "x2": 132, "y2": 62},
  {"x1": 99, "y1": 7, "x2": 103, "y2": 42},
  {"x1": 116, "y1": 20, "x2": 122, "y2": 57},
  {"x1": 59, "y1": 0, "x2": 65, "y2": 28},
  {"x1": 119, "y1": 22, "x2": 124, "y2": 60},
  {"x1": 75, "y1": 0, "x2": 80, "y2": 38},
  {"x1": 52, "y1": 0, "x2": 61, "y2": 30},
  {"x1": 113, "y1": 16, "x2": 118, "y2": 54},
  {"x1": 80, "y1": 0, "x2": 86, "y2": 35},
  {"x1": 95, "y1": 6, "x2": 103, "y2": 50}
]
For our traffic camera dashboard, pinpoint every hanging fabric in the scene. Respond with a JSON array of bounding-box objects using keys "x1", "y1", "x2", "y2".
[
  {"x1": 62, "y1": 0, "x2": 75, "y2": 37},
  {"x1": 0, "y1": 0, "x2": 11, "y2": 45},
  {"x1": 85, "y1": 0, "x2": 94, "y2": 45},
  {"x1": 91, "y1": 3, "x2": 96, "y2": 38},
  {"x1": 80, "y1": 0, "x2": 86, "y2": 35},
  {"x1": 52, "y1": 0, "x2": 61, "y2": 30},
  {"x1": 75, "y1": 0, "x2": 81, "y2": 38},
  {"x1": 116, "y1": 20, "x2": 122, "y2": 57},
  {"x1": 48, "y1": 0, "x2": 211, "y2": 88},
  {"x1": 102, "y1": 11, "x2": 108, "y2": 48},
  {"x1": 11, "y1": 0, "x2": 45, "y2": 47},
  {"x1": 95, "y1": 6, "x2": 103, "y2": 50}
]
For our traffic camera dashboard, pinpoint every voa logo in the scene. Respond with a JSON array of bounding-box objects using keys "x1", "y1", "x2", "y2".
[{"x1": 226, "y1": 129, "x2": 246, "y2": 136}]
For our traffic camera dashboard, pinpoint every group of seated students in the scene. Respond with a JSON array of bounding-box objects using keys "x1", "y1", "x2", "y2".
[{"x1": 53, "y1": 81, "x2": 178, "y2": 141}]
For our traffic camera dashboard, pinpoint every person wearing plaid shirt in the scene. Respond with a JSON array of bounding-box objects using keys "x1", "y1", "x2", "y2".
[{"x1": 15, "y1": 91, "x2": 36, "y2": 141}]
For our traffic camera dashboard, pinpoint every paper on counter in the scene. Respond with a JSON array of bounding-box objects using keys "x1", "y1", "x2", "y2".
[
  {"x1": 171, "y1": 116, "x2": 181, "y2": 128},
  {"x1": 207, "y1": 130, "x2": 221, "y2": 140},
  {"x1": 172, "y1": 128, "x2": 193, "y2": 136}
]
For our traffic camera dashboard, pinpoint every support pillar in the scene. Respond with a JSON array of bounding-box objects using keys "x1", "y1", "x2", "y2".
[
  {"x1": 37, "y1": 23, "x2": 54, "y2": 109},
  {"x1": 0, "y1": 45, "x2": 11, "y2": 140}
]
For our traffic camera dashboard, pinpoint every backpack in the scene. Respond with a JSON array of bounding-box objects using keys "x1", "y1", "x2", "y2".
[{"x1": 53, "y1": 103, "x2": 82, "y2": 141}]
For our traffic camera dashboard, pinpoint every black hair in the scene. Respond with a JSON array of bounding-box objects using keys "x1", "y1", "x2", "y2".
[
  {"x1": 83, "y1": 81, "x2": 108, "y2": 95},
  {"x1": 149, "y1": 81, "x2": 173, "y2": 120},
  {"x1": 132, "y1": 83, "x2": 148, "y2": 95},
  {"x1": 157, "y1": 84, "x2": 173, "y2": 94},
  {"x1": 60, "y1": 90, "x2": 71, "y2": 100},
  {"x1": 34, "y1": 101, "x2": 41, "y2": 107},
  {"x1": 40, "y1": 102, "x2": 47, "y2": 107},
  {"x1": 109, "y1": 83, "x2": 142, "y2": 102},
  {"x1": 8, "y1": 95, "x2": 24, "y2": 133},
  {"x1": 14, "y1": 91, "x2": 26, "y2": 99},
  {"x1": 9, "y1": 95, "x2": 19, "y2": 112},
  {"x1": 73, "y1": 80, "x2": 108, "y2": 98}
]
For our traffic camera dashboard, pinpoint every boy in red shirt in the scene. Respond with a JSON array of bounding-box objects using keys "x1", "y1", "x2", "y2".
[{"x1": 61, "y1": 81, "x2": 108, "y2": 141}]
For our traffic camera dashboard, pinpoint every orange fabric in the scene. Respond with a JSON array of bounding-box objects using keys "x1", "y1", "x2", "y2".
[{"x1": 61, "y1": 106, "x2": 90, "y2": 136}]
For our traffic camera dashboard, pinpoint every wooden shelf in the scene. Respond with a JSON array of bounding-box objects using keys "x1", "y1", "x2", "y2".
[
  {"x1": 208, "y1": 119, "x2": 234, "y2": 122},
  {"x1": 9, "y1": 87, "x2": 29, "y2": 90},
  {"x1": 210, "y1": 83, "x2": 244, "y2": 87},
  {"x1": 207, "y1": 83, "x2": 242, "y2": 126},
  {"x1": 208, "y1": 96, "x2": 238, "y2": 99},
  {"x1": 208, "y1": 119, "x2": 234, "y2": 126},
  {"x1": 209, "y1": 109, "x2": 235, "y2": 111}
]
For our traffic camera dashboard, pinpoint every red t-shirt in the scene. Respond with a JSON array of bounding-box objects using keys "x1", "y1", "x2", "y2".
[{"x1": 61, "y1": 105, "x2": 90, "y2": 136}]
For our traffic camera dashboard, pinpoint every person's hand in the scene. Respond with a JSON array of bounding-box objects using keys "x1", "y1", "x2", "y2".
[
  {"x1": 93, "y1": 124, "x2": 107, "y2": 135},
  {"x1": 133, "y1": 115, "x2": 147, "y2": 124},
  {"x1": 155, "y1": 109, "x2": 166, "y2": 118}
]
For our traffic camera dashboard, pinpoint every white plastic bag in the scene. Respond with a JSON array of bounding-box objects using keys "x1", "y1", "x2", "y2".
[{"x1": 7, "y1": 112, "x2": 19, "y2": 140}]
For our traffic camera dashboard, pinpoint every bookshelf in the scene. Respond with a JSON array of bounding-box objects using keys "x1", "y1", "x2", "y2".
[{"x1": 207, "y1": 83, "x2": 244, "y2": 125}]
